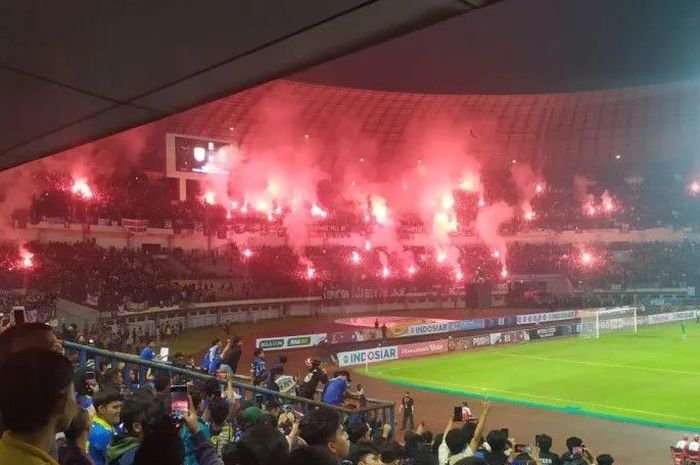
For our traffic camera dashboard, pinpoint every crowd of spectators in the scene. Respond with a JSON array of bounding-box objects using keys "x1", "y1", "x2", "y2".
[
  {"x1": 1, "y1": 238, "x2": 700, "y2": 314},
  {"x1": 0, "y1": 322, "x2": 618, "y2": 465},
  {"x1": 21, "y1": 167, "x2": 700, "y2": 234}
]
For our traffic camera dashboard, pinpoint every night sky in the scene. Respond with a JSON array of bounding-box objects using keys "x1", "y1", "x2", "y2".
[{"x1": 293, "y1": 0, "x2": 700, "y2": 94}]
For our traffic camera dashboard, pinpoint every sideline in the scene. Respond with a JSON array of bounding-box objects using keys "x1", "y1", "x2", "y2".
[{"x1": 369, "y1": 375, "x2": 699, "y2": 431}]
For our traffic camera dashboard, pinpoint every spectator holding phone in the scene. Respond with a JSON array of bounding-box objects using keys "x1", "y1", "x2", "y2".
[
  {"x1": 179, "y1": 386, "x2": 211, "y2": 465},
  {"x1": 438, "y1": 400, "x2": 491, "y2": 465},
  {"x1": 133, "y1": 395, "x2": 222, "y2": 465}
]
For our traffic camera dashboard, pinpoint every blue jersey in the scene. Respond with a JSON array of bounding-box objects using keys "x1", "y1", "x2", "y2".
[
  {"x1": 321, "y1": 377, "x2": 348, "y2": 405},
  {"x1": 140, "y1": 347, "x2": 154, "y2": 361},
  {"x1": 88, "y1": 416, "x2": 115, "y2": 465},
  {"x1": 251, "y1": 357, "x2": 268, "y2": 383}
]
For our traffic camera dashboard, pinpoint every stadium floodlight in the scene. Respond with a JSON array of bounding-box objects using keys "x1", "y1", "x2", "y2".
[{"x1": 578, "y1": 306, "x2": 638, "y2": 339}]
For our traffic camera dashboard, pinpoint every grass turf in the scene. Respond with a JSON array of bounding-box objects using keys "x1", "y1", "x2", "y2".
[{"x1": 363, "y1": 322, "x2": 700, "y2": 430}]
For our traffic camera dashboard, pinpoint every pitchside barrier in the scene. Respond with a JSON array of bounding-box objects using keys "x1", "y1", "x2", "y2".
[
  {"x1": 62, "y1": 341, "x2": 395, "y2": 425},
  {"x1": 335, "y1": 325, "x2": 578, "y2": 367},
  {"x1": 335, "y1": 308, "x2": 700, "y2": 367},
  {"x1": 255, "y1": 309, "x2": 577, "y2": 351}
]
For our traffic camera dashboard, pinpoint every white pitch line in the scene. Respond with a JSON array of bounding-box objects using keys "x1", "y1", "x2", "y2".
[
  {"x1": 388, "y1": 375, "x2": 700, "y2": 423},
  {"x1": 496, "y1": 353, "x2": 700, "y2": 376}
]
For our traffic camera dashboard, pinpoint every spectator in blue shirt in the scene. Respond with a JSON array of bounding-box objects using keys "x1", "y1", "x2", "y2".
[
  {"x1": 321, "y1": 370, "x2": 363, "y2": 406},
  {"x1": 88, "y1": 387, "x2": 123, "y2": 465},
  {"x1": 250, "y1": 349, "x2": 268, "y2": 386},
  {"x1": 138, "y1": 341, "x2": 155, "y2": 386},
  {"x1": 203, "y1": 338, "x2": 222, "y2": 373}
]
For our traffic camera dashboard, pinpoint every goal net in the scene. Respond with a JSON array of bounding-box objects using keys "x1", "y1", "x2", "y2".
[{"x1": 578, "y1": 306, "x2": 638, "y2": 338}]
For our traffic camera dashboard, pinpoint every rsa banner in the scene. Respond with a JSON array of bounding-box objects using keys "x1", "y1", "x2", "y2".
[
  {"x1": 337, "y1": 346, "x2": 399, "y2": 367},
  {"x1": 256, "y1": 333, "x2": 327, "y2": 351}
]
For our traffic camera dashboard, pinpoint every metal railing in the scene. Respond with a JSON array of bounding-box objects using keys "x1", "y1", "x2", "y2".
[{"x1": 63, "y1": 341, "x2": 395, "y2": 426}]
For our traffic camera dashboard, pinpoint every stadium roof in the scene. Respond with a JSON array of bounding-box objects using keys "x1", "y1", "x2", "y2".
[
  {"x1": 157, "y1": 78, "x2": 700, "y2": 175},
  {"x1": 0, "y1": 0, "x2": 499, "y2": 172},
  {"x1": 295, "y1": 0, "x2": 700, "y2": 95}
]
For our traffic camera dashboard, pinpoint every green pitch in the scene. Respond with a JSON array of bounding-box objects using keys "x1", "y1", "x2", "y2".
[{"x1": 363, "y1": 323, "x2": 700, "y2": 430}]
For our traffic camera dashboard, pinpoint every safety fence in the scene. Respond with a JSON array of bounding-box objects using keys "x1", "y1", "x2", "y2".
[{"x1": 62, "y1": 341, "x2": 395, "y2": 425}]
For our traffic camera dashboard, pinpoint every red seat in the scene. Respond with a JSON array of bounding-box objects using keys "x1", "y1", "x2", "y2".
[{"x1": 671, "y1": 446, "x2": 687, "y2": 465}]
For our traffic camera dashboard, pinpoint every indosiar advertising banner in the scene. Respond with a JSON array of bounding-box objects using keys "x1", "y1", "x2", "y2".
[
  {"x1": 337, "y1": 346, "x2": 399, "y2": 367},
  {"x1": 516, "y1": 310, "x2": 576, "y2": 325}
]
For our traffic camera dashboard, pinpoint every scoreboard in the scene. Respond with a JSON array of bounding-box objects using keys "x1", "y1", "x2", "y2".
[
  {"x1": 165, "y1": 133, "x2": 234, "y2": 200},
  {"x1": 165, "y1": 133, "x2": 232, "y2": 177}
]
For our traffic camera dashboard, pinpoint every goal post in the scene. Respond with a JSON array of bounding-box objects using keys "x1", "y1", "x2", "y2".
[{"x1": 578, "y1": 306, "x2": 638, "y2": 339}]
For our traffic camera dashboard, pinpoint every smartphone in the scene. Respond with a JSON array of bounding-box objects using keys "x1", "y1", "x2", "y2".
[
  {"x1": 170, "y1": 385, "x2": 188, "y2": 421},
  {"x1": 453, "y1": 406, "x2": 464, "y2": 422},
  {"x1": 515, "y1": 444, "x2": 532, "y2": 454},
  {"x1": 85, "y1": 371, "x2": 96, "y2": 381},
  {"x1": 11, "y1": 308, "x2": 25, "y2": 325},
  {"x1": 572, "y1": 446, "x2": 584, "y2": 455}
]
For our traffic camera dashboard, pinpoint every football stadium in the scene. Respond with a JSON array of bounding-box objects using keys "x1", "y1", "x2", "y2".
[{"x1": 3, "y1": 2, "x2": 700, "y2": 465}]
